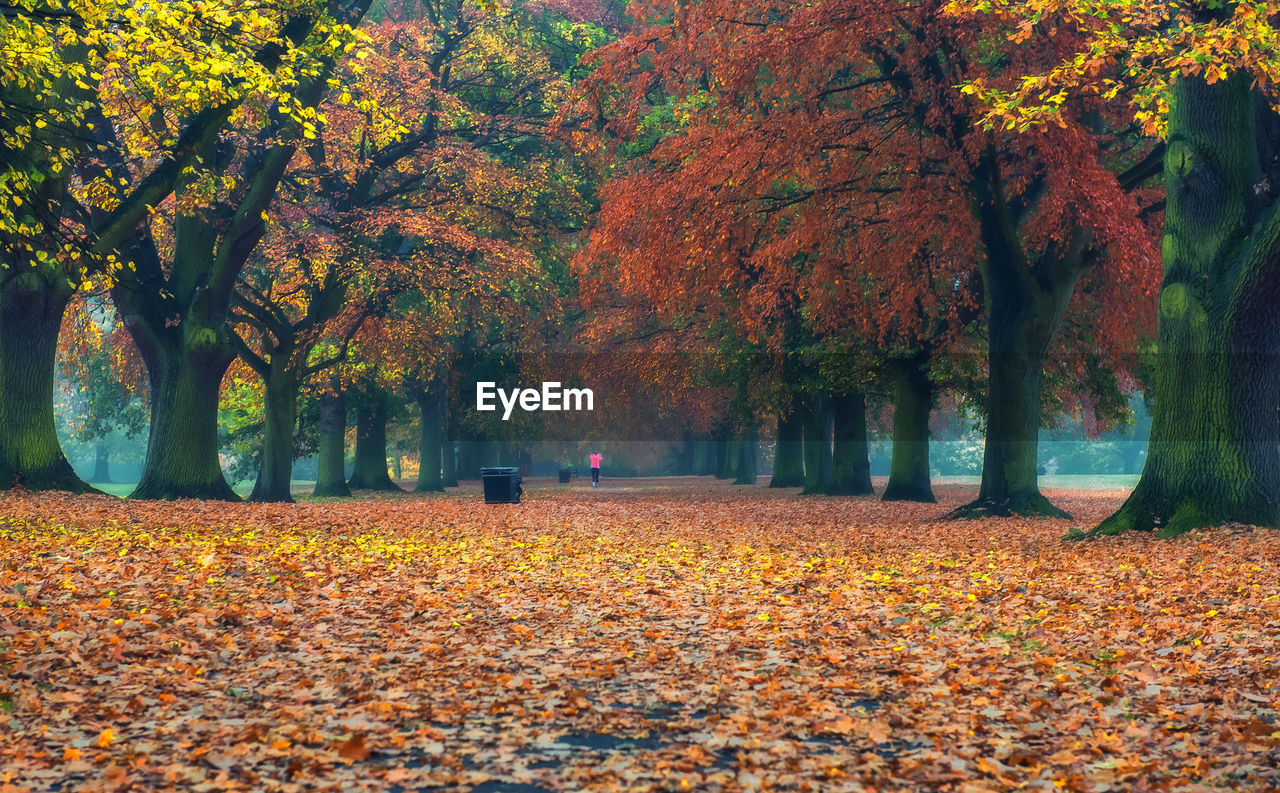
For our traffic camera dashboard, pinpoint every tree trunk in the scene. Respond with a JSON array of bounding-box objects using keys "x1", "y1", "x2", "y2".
[
  {"x1": 952, "y1": 162, "x2": 1084, "y2": 518},
  {"x1": 415, "y1": 387, "x2": 444, "y2": 493},
  {"x1": 829, "y1": 392, "x2": 873, "y2": 495},
  {"x1": 313, "y1": 390, "x2": 351, "y2": 497},
  {"x1": 458, "y1": 438, "x2": 477, "y2": 479},
  {"x1": 249, "y1": 368, "x2": 298, "y2": 503},
  {"x1": 0, "y1": 272, "x2": 94, "y2": 492},
  {"x1": 801, "y1": 396, "x2": 833, "y2": 494},
  {"x1": 1095, "y1": 74, "x2": 1280, "y2": 537},
  {"x1": 714, "y1": 435, "x2": 734, "y2": 479},
  {"x1": 348, "y1": 396, "x2": 402, "y2": 491},
  {"x1": 89, "y1": 444, "x2": 112, "y2": 484},
  {"x1": 692, "y1": 439, "x2": 714, "y2": 475},
  {"x1": 734, "y1": 422, "x2": 758, "y2": 485},
  {"x1": 132, "y1": 343, "x2": 237, "y2": 500},
  {"x1": 442, "y1": 436, "x2": 458, "y2": 487},
  {"x1": 770, "y1": 406, "x2": 806, "y2": 487},
  {"x1": 882, "y1": 359, "x2": 935, "y2": 503}
]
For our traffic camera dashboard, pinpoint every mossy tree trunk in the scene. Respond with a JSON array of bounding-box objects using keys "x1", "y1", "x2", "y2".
[
  {"x1": 769, "y1": 405, "x2": 806, "y2": 487},
  {"x1": 0, "y1": 270, "x2": 95, "y2": 492},
  {"x1": 415, "y1": 384, "x2": 445, "y2": 493},
  {"x1": 829, "y1": 391, "x2": 873, "y2": 496},
  {"x1": 348, "y1": 393, "x2": 402, "y2": 491},
  {"x1": 1095, "y1": 74, "x2": 1280, "y2": 537},
  {"x1": 131, "y1": 335, "x2": 238, "y2": 500},
  {"x1": 882, "y1": 357, "x2": 935, "y2": 503},
  {"x1": 801, "y1": 396, "x2": 833, "y2": 495},
  {"x1": 313, "y1": 390, "x2": 350, "y2": 497}
]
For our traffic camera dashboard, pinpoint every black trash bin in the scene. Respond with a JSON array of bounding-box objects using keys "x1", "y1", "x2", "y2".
[
  {"x1": 558, "y1": 468, "x2": 572, "y2": 484},
  {"x1": 481, "y1": 466, "x2": 522, "y2": 504}
]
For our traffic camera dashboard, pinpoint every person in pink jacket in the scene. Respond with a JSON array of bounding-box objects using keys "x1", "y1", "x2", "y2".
[{"x1": 589, "y1": 452, "x2": 602, "y2": 488}]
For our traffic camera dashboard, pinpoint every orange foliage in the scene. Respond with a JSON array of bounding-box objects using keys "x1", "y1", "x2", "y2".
[{"x1": 1, "y1": 485, "x2": 1277, "y2": 791}]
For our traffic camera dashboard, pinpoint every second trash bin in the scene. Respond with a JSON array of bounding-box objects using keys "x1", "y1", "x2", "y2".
[{"x1": 481, "y1": 466, "x2": 522, "y2": 504}]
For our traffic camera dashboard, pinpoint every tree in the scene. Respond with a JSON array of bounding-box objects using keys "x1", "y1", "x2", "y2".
[
  {"x1": 960, "y1": 0, "x2": 1280, "y2": 534},
  {"x1": 570, "y1": 0, "x2": 1162, "y2": 516},
  {"x1": 1, "y1": 0, "x2": 343, "y2": 492},
  {"x1": 103, "y1": 0, "x2": 371, "y2": 499}
]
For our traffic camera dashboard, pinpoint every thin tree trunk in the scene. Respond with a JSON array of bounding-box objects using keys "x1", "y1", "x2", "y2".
[
  {"x1": 734, "y1": 422, "x2": 758, "y2": 485},
  {"x1": 89, "y1": 444, "x2": 112, "y2": 484},
  {"x1": 415, "y1": 387, "x2": 444, "y2": 493},
  {"x1": 0, "y1": 272, "x2": 94, "y2": 492},
  {"x1": 132, "y1": 344, "x2": 237, "y2": 500},
  {"x1": 313, "y1": 390, "x2": 350, "y2": 497},
  {"x1": 882, "y1": 359, "x2": 935, "y2": 503},
  {"x1": 829, "y1": 391, "x2": 873, "y2": 495},
  {"x1": 770, "y1": 405, "x2": 806, "y2": 487},
  {"x1": 1096, "y1": 74, "x2": 1280, "y2": 536},
  {"x1": 249, "y1": 368, "x2": 298, "y2": 503},
  {"x1": 348, "y1": 396, "x2": 402, "y2": 491},
  {"x1": 442, "y1": 428, "x2": 458, "y2": 487}
]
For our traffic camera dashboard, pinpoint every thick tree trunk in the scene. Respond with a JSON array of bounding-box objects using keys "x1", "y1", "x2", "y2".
[
  {"x1": 769, "y1": 406, "x2": 806, "y2": 487},
  {"x1": 249, "y1": 369, "x2": 298, "y2": 503},
  {"x1": 0, "y1": 272, "x2": 94, "y2": 492},
  {"x1": 882, "y1": 359, "x2": 935, "y2": 503},
  {"x1": 348, "y1": 396, "x2": 402, "y2": 491},
  {"x1": 1095, "y1": 74, "x2": 1280, "y2": 537},
  {"x1": 829, "y1": 392, "x2": 873, "y2": 496},
  {"x1": 132, "y1": 343, "x2": 237, "y2": 500},
  {"x1": 734, "y1": 422, "x2": 758, "y2": 485},
  {"x1": 801, "y1": 396, "x2": 833, "y2": 495},
  {"x1": 415, "y1": 388, "x2": 444, "y2": 493},
  {"x1": 313, "y1": 390, "x2": 351, "y2": 497},
  {"x1": 89, "y1": 444, "x2": 112, "y2": 484}
]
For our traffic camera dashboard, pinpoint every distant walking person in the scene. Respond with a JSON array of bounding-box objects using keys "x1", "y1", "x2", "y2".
[{"x1": 589, "y1": 452, "x2": 603, "y2": 488}]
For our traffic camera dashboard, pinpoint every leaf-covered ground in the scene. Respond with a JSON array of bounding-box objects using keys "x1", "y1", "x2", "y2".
[{"x1": 1, "y1": 480, "x2": 1277, "y2": 793}]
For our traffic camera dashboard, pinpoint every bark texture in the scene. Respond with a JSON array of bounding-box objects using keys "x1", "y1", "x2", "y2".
[
  {"x1": 0, "y1": 272, "x2": 94, "y2": 492},
  {"x1": 1095, "y1": 74, "x2": 1280, "y2": 536}
]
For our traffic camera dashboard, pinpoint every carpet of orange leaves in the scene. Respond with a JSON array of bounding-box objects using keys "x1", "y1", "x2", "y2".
[{"x1": 1, "y1": 479, "x2": 1277, "y2": 793}]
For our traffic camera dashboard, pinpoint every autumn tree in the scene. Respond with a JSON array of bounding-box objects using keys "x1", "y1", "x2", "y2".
[
  {"x1": 960, "y1": 0, "x2": 1280, "y2": 534},
  {"x1": 1, "y1": 0, "x2": 348, "y2": 492},
  {"x1": 571, "y1": 0, "x2": 1163, "y2": 515},
  {"x1": 101, "y1": 0, "x2": 371, "y2": 499}
]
